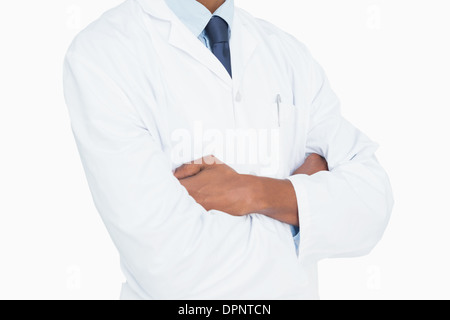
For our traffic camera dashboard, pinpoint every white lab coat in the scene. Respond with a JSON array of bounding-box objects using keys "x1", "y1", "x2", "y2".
[{"x1": 63, "y1": 0, "x2": 393, "y2": 299}]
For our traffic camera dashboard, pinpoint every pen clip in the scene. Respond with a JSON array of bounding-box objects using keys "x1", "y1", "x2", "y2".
[{"x1": 276, "y1": 94, "x2": 282, "y2": 127}]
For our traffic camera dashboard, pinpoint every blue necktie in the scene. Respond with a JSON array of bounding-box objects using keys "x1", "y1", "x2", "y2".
[{"x1": 205, "y1": 16, "x2": 232, "y2": 78}]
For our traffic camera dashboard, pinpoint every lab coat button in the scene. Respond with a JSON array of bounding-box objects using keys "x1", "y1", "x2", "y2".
[{"x1": 235, "y1": 92, "x2": 242, "y2": 102}]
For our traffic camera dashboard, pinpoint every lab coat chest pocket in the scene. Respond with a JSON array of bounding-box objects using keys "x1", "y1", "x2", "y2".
[{"x1": 272, "y1": 101, "x2": 307, "y2": 177}]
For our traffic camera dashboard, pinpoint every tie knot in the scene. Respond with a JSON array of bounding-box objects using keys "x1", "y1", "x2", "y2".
[{"x1": 205, "y1": 16, "x2": 229, "y2": 44}]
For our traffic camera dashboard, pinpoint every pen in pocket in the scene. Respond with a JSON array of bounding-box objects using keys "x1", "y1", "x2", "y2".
[{"x1": 276, "y1": 94, "x2": 282, "y2": 127}]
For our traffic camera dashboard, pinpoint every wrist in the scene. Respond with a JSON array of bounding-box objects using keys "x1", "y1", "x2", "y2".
[
  {"x1": 238, "y1": 174, "x2": 265, "y2": 214},
  {"x1": 241, "y1": 174, "x2": 283, "y2": 214},
  {"x1": 239, "y1": 174, "x2": 299, "y2": 226}
]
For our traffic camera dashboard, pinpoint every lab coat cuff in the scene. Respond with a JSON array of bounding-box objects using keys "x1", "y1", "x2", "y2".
[{"x1": 287, "y1": 174, "x2": 314, "y2": 263}]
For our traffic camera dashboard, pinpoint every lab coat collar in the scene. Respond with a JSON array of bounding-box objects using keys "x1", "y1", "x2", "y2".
[
  {"x1": 136, "y1": 0, "x2": 258, "y2": 87},
  {"x1": 163, "y1": 0, "x2": 235, "y2": 39},
  {"x1": 136, "y1": 0, "x2": 174, "y2": 20}
]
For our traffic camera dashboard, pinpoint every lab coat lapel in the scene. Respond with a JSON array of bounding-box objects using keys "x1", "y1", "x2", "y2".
[
  {"x1": 137, "y1": 0, "x2": 232, "y2": 86},
  {"x1": 168, "y1": 23, "x2": 233, "y2": 86},
  {"x1": 230, "y1": 16, "x2": 259, "y2": 89}
]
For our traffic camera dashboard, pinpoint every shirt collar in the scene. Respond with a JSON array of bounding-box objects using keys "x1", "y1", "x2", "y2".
[{"x1": 164, "y1": 0, "x2": 234, "y2": 38}]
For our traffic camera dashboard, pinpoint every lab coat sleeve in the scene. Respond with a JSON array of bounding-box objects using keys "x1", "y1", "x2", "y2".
[
  {"x1": 288, "y1": 54, "x2": 394, "y2": 264},
  {"x1": 63, "y1": 52, "x2": 234, "y2": 299}
]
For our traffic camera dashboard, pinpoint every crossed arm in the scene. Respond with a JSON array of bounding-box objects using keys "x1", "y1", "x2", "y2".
[
  {"x1": 174, "y1": 154, "x2": 329, "y2": 226},
  {"x1": 65, "y1": 46, "x2": 393, "y2": 297}
]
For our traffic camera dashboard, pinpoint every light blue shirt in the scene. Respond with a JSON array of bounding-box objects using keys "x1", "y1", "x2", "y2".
[
  {"x1": 165, "y1": 0, "x2": 234, "y2": 50},
  {"x1": 164, "y1": 0, "x2": 300, "y2": 251}
]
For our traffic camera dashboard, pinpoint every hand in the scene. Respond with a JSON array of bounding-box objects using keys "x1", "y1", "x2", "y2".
[
  {"x1": 293, "y1": 153, "x2": 328, "y2": 176},
  {"x1": 174, "y1": 154, "x2": 329, "y2": 226},
  {"x1": 174, "y1": 155, "x2": 255, "y2": 216}
]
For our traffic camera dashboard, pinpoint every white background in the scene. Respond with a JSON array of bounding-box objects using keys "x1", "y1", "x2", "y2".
[{"x1": 0, "y1": 0, "x2": 449, "y2": 300}]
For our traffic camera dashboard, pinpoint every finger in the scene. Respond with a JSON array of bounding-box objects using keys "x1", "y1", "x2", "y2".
[
  {"x1": 174, "y1": 155, "x2": 221, "y2": 179},
  {"x1": 308, "y1": 154, "x2": 328, "y2": 171},
  {"x1": 293, "y1": 154, "x2": 325, "y2": 176},
  {"x1": 305, "y1": 153, "x2": 321, "y2": 162},
  {"x1": 178, "y1": 176, "x2": 192, "y2": 190},
  {"x1": 174, "y1": 156, "x2": 207, "y2": 179},
  {"x1": 179, "y1": 176, "x2": 200, "y2": 198},
  {"x1": 202, "y1": 155, "x2": 223, "y2": 165},
  {"x1": 174, "y1": 163, "x2": 202, "y2": 180}
]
